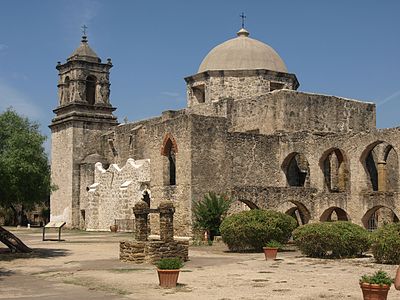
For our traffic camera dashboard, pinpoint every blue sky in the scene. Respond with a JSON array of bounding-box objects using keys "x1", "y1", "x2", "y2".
[{"x1": 0, "y1": 0, "x2": 399, "y2": 154}]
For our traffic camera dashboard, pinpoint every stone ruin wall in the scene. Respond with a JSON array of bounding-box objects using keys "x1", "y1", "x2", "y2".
[
  {"x1": 86, "y1": 158, "x2": 150, "y2": 231},
  {"x1": 95, "y1": 114, "x2": 194, "y2": 236}
]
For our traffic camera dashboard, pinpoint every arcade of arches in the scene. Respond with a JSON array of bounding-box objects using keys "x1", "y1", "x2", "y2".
[{"x1": 232, "y1": 141, "x2": 400, "y2": 231}]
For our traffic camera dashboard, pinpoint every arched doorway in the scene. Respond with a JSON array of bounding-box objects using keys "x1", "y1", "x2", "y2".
[
  {"x1": 283, "y1": 201, "x2": 311, "y2": 225},
  {"x1": 320, "y1": 207, "x2": 350, "y2": 222},
  {"x1": 362, "y1": 206, "x2": 399, "y2": 231},
  {"x1": 228, "y1": 199, "x2": 259, "y2": 215},
  {"x1": 86, "y1": 75, "x2": 97, "y2": 105},
  {"x1": 161, "y1": 134, "x2": 178, "y2": 186}
]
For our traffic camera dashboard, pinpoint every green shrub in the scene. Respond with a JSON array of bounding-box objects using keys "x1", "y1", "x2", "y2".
[
  {"x1": 193, "y1": 192, "x2": 232, "y2": 240},
  {"x1": 360, "y1": 270, "x2": 394, "y2": 286},
  {"x1": 219, "y1": 209, "x2": 297, "y2": 251},
  {"x1": 156, "y1": 258, "x2": 184, "y2": 270},
  {"x1": 293, "y1": 221, "x2": 371, "y2": 258},
  {"x1": 371, "y1": 223, "x2": 400, "y2": 264}
]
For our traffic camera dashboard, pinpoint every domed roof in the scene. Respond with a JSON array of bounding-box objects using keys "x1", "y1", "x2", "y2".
[
  {"x1": 68, "y1": 36, "x2": 100, "y2": 63},
  {"x1": 198, "y1": 28, "x2": 287, "y2": 73}
]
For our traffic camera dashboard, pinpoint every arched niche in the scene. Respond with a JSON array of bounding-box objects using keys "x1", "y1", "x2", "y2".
[
  {"x1": 320, "y1": 207, "x2": 350, "y2": 222},
  {"x1": 282, "y1": 152, "x2": 310, "y2": 187},
  {"x1": 320, "y1": 148, "x2": 349, "y2": 192},
  {"x1": 362, "y1": 206, "x2": 399, "y2": 231}
]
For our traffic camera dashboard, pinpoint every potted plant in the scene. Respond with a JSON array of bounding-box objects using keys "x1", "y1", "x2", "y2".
[
  {"x1": 156, "y1": 257, "x2": 184, "y2": 288},
  {"x1": 263, "y1": 240, "x2": 282, "y2": 260},
  {"x1": 359, "y1": 270, "x2": 394, "y2": 300},
  {"x1": 110, "y1": 220, "x2": 118, "y2": 232}
]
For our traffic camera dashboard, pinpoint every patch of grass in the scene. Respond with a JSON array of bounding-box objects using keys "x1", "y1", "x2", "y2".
[
  {"x1": 63, "y1": 277, "x2": 130, "y2": 295},
  {"x1": 109, "y1": 268, "x2": 149, "y2": 273}
]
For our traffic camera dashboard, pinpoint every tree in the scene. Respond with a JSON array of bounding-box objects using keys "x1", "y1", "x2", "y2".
[
  {"x1": 0, "y1": 108, "x2": 52, "y2": 252},
  {"x1": 193, "y1": 192, "x2": 232, "y2": 240}
]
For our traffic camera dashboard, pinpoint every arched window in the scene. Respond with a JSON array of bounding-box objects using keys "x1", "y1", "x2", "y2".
[
  {"x1": 320, "y1": 148, "x2": 348, "y2": 192},
  {"x1": 282, "y1": 153, "x2": 310, "y2": 187},
  {"x1": 86, "y1": 75, "x2": 96, "y2": 105},
  {"x1": 161, "y1": 134, "x2": 178, "y2": 186},
  {"x1": 362, "y1": 142, "x2": 398, "y2": 192}
]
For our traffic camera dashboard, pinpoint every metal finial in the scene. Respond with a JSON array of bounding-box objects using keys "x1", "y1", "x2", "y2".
[{"x1": 240, "y1": 12, "x2": 246, "y2": 29}]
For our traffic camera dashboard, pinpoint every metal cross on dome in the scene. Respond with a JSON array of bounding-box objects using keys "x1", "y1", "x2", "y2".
[
  {"x1": 81, "y1": 25, "x2": 88, "y2": 36},
  {"x1": 240, "y1": 12, "x2": 246, "y2": 28}
]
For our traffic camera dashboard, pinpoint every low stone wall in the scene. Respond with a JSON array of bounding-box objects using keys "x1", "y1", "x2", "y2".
[{"x1": 120, "y1": 239, "x2": 189, "y2": 264}]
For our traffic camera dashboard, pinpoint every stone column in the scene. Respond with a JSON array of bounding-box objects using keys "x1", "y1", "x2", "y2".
[
  {"x1": 133, "y1": 202, "x2": 149, "y2": 241},
  {"x1": 377, "y1": 161, "x2": 387, "y2": 192},
  {"x1": 159, "y1": 200, "x2": 175, "y2": 242}
]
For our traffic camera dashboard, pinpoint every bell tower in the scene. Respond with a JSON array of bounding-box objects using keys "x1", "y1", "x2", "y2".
[{"x1": 49, "y1": 33, "x2": 118, "y2": 227}]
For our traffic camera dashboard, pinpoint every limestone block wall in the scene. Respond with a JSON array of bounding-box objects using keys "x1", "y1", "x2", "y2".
[
  {"x1": 230, "y1": 90, "x2": 376, "y2": 135},
  {"x1": 185, "y1": 70, "x2": 298, "y2": 107},
  {"x1": 86, "y1": 158, "x2": 150, "y2": 231}
]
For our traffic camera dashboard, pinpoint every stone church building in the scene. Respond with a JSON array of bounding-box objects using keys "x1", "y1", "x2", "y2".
[{"x1": 50, "y1": 27, "x2": 400, "y2": 236}]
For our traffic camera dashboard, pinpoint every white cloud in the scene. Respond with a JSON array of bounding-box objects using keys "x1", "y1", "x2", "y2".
[
  {"x1": 0, "y1": 80, "x2": 42, "y2": 119},
  {"x1": 0, "y1": 44, "x2": 7, "y2": 51},
  {"x1": 161, "y1": 91, "x2": 180, "y2": 97},
  {"x1": 377, "y1": 90, "x2": 400, "y2": 107}
]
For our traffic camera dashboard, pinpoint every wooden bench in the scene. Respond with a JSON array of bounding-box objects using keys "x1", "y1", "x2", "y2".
[{"x1": 42, "y1": 221, "x2": 66, "y2": 241}]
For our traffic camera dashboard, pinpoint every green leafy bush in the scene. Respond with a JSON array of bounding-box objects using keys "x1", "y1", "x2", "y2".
[
  {"x1": 360, "y1": 270, "x2": 394, "y2": 286},
  {"x1": 371, "y1": 223, "x2": 400, "y2": 264},
  {"x1": 156, "y1": 258, "x2": 184, "y2": 270},
  {"x1": 220, "y1": 209, "x2": 297, "y2": 251},
  {"x1": 293, "y1": 221, "x2": 371, "y2": 258},
  {"x1": 193, "y1": 192, "x2": 232, "y2": 239}
]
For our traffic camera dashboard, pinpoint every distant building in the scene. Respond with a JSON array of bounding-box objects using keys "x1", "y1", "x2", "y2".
[{"x1": 50, "y1": 27, "x2": 399, "y2": 236}]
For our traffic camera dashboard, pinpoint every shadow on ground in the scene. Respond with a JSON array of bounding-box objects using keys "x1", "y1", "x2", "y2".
[
  {"x1": 0, "y1": 248, "x2": 70, "y2": 261},
  {"x1": 0, "y1": 267, "x2": 15, "y2": 280}
]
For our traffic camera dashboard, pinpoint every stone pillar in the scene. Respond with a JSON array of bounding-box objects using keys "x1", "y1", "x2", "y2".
[
  {"x1": 159, "y1": 200, "x2": 175, "y2": 242},
  {"x1": 133, "y1": 202, "x2": 149, "y2": 241},
  {"x1": 377, "y1": 161, "x2": 387, "y2": 192}
]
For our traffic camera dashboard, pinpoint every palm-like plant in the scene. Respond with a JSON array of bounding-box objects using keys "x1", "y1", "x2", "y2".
[{"x1": 193, "y1": 192, "x2": 232, "y2": 240}]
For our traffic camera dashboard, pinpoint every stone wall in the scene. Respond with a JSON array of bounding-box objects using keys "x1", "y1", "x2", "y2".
[
  {"x1": 86, "y1": 158, "x2": 150, "y2": 231},
  {"x1": 185, "y1": 69, "x2": 298, "y2": 107}
]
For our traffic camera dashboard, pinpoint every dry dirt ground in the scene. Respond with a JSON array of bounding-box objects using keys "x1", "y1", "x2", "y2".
[{"x1": 0, "y1": 227, "x2": 399, "y2": 300}]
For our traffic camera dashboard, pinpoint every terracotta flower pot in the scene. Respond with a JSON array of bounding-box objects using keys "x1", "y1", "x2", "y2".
[
  {"x1": 263, "y1": 247, "x2": 278, "y2": 260},
  {"x1": 110, "y1": 224, "x2": 118, "y2": 232},
  {"x1": 359, "y1": 282, "x2": 390, "y2": 300},
  {"x1": 157, "y1": 269, "x2": 180, "y2": 287}
]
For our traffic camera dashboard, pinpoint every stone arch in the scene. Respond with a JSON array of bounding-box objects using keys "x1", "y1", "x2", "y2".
[
  {"x1": 283, "y1": 201, "x2": 311, "y2": 225},
  {"x1": 362, "y1": 205, "x2": 399, "y2": 230},
  {"x1": 282, "y1": 152, "x2": 310, "y2": 187},
  {"x1": 161, "y1": 133, "x2": 178, "y2": 186},
  {"x1": 227, "y1": 199, "x2": 259, "y2": 215},
  {"x1": 86, "y1": 75, "x2": 97, "y2": 105},
  {"x1": 63, "y1": 76, "x2": 70, "y2": 104},
  {"x1": 320, "y1": 206, "x2": 350, "y2": 222},
  {"x1": 320, "y1": 148, "x2": 349, "y2": 192},
  {"x1": 361, "y1": 141, "x2": 398, "y2": 192}
]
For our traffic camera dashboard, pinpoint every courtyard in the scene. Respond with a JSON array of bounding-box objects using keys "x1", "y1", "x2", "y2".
[{"x1": 0, "y1": 227, "x2": 398, "y2": 299}]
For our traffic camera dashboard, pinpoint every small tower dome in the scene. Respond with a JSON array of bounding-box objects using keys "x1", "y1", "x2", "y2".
[{"x1": 68, "y1": 36, "x2": 101, "y2": 63}]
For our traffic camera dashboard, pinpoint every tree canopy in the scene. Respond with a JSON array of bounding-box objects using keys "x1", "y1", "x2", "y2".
[{"x1": 0, "y1": 108, "x2": 51, "y2": 210}]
